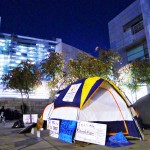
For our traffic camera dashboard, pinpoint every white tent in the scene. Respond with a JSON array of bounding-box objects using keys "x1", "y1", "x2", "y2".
[{"x1": 43, "y1": 77, "x2": 144, "y2": 139}]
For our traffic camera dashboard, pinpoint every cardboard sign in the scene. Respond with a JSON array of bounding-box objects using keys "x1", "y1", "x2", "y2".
[
  {"x1": 63, "y1": 83, "x2": 81, "y2": 102},
  {"x1": 23, "y1": 114, "x2": 38, "y2": 124},
  {"x1": 75, "y1": 121, "x2": 107, "y2": 145},
  {"x1": 49, "y1": 120, "x2": 60, "y2": 138},
  {"x1": 59, "y1": 120, "x2": 77, "y2": 143}
]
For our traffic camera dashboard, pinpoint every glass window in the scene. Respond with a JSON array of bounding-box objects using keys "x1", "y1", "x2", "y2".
[
  {"x1": 127, "y1": 42, "x2": 148, "y2": 62},
  {"x1": 21, "y1": 53, "x2": 27, "y2": 57},
  {"x1": 128, "y1": 51, "x2": 144, "y2": 61},
  {"x1": 132, "y1": 20, "x2": 144, "y2": 34},
  {"x1": 127, "y1": 45, "x2": 143, "y2": 56},
  {"x1": 123, "y1": 15, "x2": 143, "y2": 33}
]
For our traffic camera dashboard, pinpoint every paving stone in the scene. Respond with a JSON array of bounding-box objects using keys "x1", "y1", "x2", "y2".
[{"x1": 0, "y1": 121, "x2": 150, "y2": 150}]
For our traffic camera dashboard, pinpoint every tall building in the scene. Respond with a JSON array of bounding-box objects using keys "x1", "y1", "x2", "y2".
[
  {"x1": 108, "y1": 0, "x2": 150, "y2": 66},
  {"x1": 0, "y1": 32, "x2": 84, "y2": 98},
  {"x1": 108, "y1": 0, "x2": 150, "y2": 101},
  {"x1": 0, "y1": 33, "x2": 60, "y2": 83}
]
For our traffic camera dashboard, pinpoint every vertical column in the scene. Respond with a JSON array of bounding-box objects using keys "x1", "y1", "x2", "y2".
[{"x1": 140, "y1": 0, "x2": 150, "y2": 59}]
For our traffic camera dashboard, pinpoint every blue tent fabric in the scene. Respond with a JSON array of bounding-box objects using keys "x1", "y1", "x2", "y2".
[
  {"x1": 54, "y1": 79, "x2": 85, "y2": 108},
  {"x1": 106, "y1": 132, "x2": 133, "y2": 148},
  {"x1": 54, "y1": 78, "x2": 104, "y2": 109}
]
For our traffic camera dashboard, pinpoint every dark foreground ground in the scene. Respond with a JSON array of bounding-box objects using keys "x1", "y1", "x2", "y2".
[{"x1": 0, "y1": 121, "x2": 150, "y2": 150}]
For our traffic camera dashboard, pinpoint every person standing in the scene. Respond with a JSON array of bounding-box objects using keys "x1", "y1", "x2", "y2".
[{"x1": 0, "y1": 106, "x2": 5, "y2": 123}]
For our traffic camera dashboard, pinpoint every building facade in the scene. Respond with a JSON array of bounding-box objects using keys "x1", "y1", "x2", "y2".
[
  {"x1": 108, "y1": 0, "x2": 150, "y2": 101},
  {"x1": 0, "y1": 33, "x2": 60, "y2": 82},
  {"x1": 108, "y1": 0, "x2": 150, "y2": 66},
  {"x1": 0, "y1": 33, "x2": 84, "y2": 98}
]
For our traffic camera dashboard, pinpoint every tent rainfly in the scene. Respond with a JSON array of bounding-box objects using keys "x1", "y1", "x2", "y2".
[
  {"x1": 43, "y1": 77, "x2": 144, "y2": 139},
  {"x1": 133, "y1": 93, "x2": 150, "y2": 129}
]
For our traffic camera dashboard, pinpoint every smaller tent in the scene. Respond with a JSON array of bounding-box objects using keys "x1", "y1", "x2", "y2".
[
  {"x1": 43, "y1": 77, "x2": 144, "y2": 139},
  {"x1": 133, "y1": 94, "x2": 150, "y2": 129}
]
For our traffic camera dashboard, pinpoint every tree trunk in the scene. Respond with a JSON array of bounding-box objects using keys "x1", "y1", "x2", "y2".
[{"x1": 21, "y1": 92, "x2": 24, "y2": 115}]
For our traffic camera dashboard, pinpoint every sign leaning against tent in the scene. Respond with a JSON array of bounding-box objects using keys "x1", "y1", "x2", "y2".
[{"x1": 75, "y1": 121, "x2": 107, "y2": 145}]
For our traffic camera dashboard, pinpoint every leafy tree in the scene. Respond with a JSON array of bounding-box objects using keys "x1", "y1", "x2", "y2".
[
  {"x1": 40, "y1": 49, "x2": 121, "y2": 92},
  {"x1": 1, "y1": 60, "x2": 41, "y2": 122},
  {"x1": 131, "y1": 59, "x2": 150, "y2": 84},
  {"x1": 40, "y1": 52, "x2": 69, "y2": 101},
  {"x1": 67, "y1": 52, "x2": 98, "y2": 79},
  {"x1": 97, "y1": 49, "x2": 121, "y2": 81},
  {"x1": 2, "y1": 66, "x2": 25, "y2": 114},
  {"x1": 118, "y1": 59, "x2": 150, "y2": 101},
  {"x1": 41, "y1": 52, "x2": 64, "y2": 80},
  {"x1": 67, "y1": 49, "x2": 121, "y2": 81}
]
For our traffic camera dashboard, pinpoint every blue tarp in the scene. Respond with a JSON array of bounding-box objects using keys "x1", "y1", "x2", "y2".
[{"x1": 106, "y1": 132, "x2": 134, "y2": 148}]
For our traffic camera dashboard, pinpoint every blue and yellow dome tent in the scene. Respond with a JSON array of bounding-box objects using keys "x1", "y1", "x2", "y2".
[{"x1": 45, "y1": 77, "x2": 144, "y2": 139}]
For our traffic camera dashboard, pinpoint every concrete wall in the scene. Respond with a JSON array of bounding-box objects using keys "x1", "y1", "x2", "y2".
[
  {"x1": 55, "y1": 42, "x2": 85, "y2": 63},
  {"x1": 0, "y1": 98, "x2": 49, "y2": 116}
]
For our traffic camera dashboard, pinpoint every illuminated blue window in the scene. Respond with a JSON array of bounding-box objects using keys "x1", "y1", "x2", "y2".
[
  {"x1": 0, "y1": 33, "x2": 60, "y2": 91},
  {"x1": 127, "y1": 42, "x2": 148, "y2": 62}
]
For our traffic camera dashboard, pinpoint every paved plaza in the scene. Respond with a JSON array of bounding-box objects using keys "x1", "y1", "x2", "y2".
[{"x1": 0, "y1": 121, "x2": 150, "y2": 150}]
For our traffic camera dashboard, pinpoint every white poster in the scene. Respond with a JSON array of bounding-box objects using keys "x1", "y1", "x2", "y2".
[
  {"x1": 75, "y1": 121, "x2": 107, "y2": 146},
  {"x1": 23, "y1": 114, "x2": 38, "y2": 124},
  {"x1": 49, "y1": 120, "x2": 60, "y2": 138},
  {"x1": 63, "y1": 83, "x2": 81, "y2": 102}
]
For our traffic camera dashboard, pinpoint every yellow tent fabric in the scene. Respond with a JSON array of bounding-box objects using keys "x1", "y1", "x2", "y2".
[{"x1": 80, "y1": 77, "x2": 100, "y2": 109}]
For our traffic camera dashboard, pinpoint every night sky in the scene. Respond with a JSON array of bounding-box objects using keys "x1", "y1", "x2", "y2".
[{"x1": 0, "y1": 0, "x2": 134, "y2": 56}]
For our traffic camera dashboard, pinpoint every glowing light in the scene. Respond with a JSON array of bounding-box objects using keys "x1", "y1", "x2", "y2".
[
  {"x1": 118, "y1": 66, "x2": 149, "y2": 103},
  {"x1": 34, "y1": 81, "x2": 49, "y2": 98},
  {"x1": 16, "y1": 52, "x2": 21, "y2": 55}
]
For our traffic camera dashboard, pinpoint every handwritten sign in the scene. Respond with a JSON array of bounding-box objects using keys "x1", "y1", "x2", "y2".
[
  {"x1": 75, "y1": 121, "x2": 107, "y2": 145},
  {"x1": 49, "y1": 120, "x2": 60, "y2": 138},
  {"x1": 23, "y1": 114, "x2": 38, "y2": 124},
  {"x1": 63, "y1": 83, "x2": 81, "y2": 102},
  {"x1": 59, "y1": 120, "x2": 77, "y2": 143}
]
